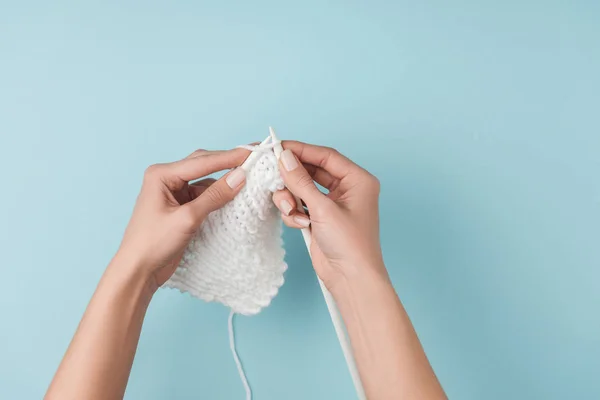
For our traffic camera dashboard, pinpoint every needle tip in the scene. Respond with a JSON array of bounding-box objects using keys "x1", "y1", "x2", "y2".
[{"x1": 269, "y1": 126, "x2": 277, "y2": 140}]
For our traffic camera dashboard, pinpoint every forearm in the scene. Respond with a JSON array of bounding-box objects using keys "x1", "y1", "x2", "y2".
[
  {"x1": 332, "y1": 266, "x2": 446, "y2": 400},
  {"x1": 46, "y1": 255, "x2": 154, "y2": 400}
]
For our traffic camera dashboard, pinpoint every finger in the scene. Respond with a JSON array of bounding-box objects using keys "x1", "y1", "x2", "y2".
[
  {"x1": 159, "y1": 149, "x2": 250, "y2": 188},
  {"x1": 174, "y1": 149, "x2": 250, "y2": 180},
  {"x1": 185, "y1": 149, "x2": 229, "y2": 159},
  {"x1": 273, "y1": 190, "x2": 311, "y2": 227},
  {"x1": 272, "y1": 189, "x2": 300, "y2": 216},
  {"x1": 179, "y1": 167, "x2": 246, "y2": 226},
  {"x1": 278, "y1": 149, "x2": 328, "y2": 208},
  {"x1": 282, "y1": 141, "x2": 362, "y2": 180},
  {"x1": 185, "y1": 149, "x2": 209, "y2": 159},
  {"x1": 303, "y1": 163, "x2": 340, "y2": 192},
  {"x1": 281, "y1": 211, "x2": 311, "y2": 229},
  {"x1": 188, "y1": 178, "x2": 216, "y2": 199}
]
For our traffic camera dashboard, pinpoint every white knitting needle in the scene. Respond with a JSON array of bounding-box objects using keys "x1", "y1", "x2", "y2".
[
  {"x1": 269, "y1": 127, "x2": 367, "y2": 400},
  {"x1": 239, "y1": 136, "x2": 272, "y2": 170}
]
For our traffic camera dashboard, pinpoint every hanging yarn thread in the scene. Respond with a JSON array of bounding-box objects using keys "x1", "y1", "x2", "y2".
[{"x1": 229, "y1": 310, "x2": 251, "y2": 400}]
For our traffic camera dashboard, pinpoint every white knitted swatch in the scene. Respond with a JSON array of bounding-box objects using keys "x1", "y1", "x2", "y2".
[{"x1": 164, "y1": 147, "x2": 287, "y2": 315}]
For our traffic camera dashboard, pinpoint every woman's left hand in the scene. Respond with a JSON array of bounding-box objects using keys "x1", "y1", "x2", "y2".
[{"x1": 115, "y1": 148, "x2": 249, "y2": 291}]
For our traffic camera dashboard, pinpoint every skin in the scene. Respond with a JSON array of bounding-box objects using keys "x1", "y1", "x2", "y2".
[{"x1": 45, "y1": 142, "x2": 446, "y2": 400}]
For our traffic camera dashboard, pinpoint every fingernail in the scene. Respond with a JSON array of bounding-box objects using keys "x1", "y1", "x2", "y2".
[
  {"x1": 281, "y1": 149, "x2": 299, "y2": 171},
  {"x1": 226, "y1": 168, "x2": 246, "y2": 188},
  {"x1": 280, "y1": 200, "x2": 294, "y2": 216},
  {"x1": 294, "y1": 215, "x2": 311, "y2": 227}
]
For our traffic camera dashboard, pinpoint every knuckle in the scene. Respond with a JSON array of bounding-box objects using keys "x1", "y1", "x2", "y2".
[
  {"x1": 205, "y1": 186, "x2": 226, "y2": 205},
  {"x1": 366, "y1": 173, "x2": 381, "y2": 193},
  {"x1": 188, "y1": 149, "x2": 207, "y2": 158},
  {"x1": 319, "y1": 147, "x2": 341, "y2": 169},
  {"x1": 330, "y1": 147, "x2": 341, "y2": 157},
  {"x1": 295, "y1": 173, "x2": 315, "y2": 190},
  {"x1": 144, "y1": 164, "x2": 162, "y2": 180}
]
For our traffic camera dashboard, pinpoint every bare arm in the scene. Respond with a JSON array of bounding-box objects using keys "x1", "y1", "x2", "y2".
[
  {"x1": 273, "y1": 141, "x2": 446, "y2": 400},
  {"x1": 45, "y1": 257, "x2": 152, "y2": 399},
  {"x1": 45, "y1": 148, "x2": 250, "y2": 400},
  {"x1": 333, "y1": 270, "x2": 445, "y2": 399}
]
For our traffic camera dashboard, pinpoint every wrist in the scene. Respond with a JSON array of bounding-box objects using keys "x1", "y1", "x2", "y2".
[
  {"x1": 106, "y1": 250, "x2": 157, "y2": 298},
  {"x1": 328, "y1": 262, "x2": 392, "y2": 304}
]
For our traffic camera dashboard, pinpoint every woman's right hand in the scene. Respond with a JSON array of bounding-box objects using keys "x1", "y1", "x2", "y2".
[{"x1": 273, "y1": 141, "x2": 389, "y2": 291}]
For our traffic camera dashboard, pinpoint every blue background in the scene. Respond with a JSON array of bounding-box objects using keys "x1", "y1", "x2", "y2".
[{"x1": 1, "y1": 1, "x2": 599, "y2": 399}]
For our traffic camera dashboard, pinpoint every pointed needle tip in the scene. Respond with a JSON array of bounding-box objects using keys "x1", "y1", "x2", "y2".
[{"x1": 269, "y1": 126, "x2": 278, "y2": 141}]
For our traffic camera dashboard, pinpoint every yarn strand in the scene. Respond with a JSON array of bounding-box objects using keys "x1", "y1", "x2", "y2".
[
  {"x1": 236, "y1": 138, "x2": 281, "y2": 153},
  {"x1": 228, "y1": 310, "x2": 252, "y2": 400}
]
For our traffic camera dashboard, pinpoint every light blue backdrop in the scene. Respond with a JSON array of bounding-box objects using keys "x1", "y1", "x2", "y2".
[{"x1": 1, "y1": 1, "x2": 599, "y2": 399}]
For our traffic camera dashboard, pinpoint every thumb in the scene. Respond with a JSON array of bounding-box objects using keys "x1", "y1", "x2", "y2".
[
  {"x1": 181, "y1": 167, "x2": 246, "y2": 225},
  {"x1": 279, "y1": 148, "x2": 328, "y2": 209}
]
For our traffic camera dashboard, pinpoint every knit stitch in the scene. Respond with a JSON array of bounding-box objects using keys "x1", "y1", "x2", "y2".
[{"x1": 164, "y1": 145, "x2": 287, "y2": 315}]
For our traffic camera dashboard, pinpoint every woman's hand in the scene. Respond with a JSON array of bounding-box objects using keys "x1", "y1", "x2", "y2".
[
  {"x1": 116, "y1": 148, "x2": 249, "y2": 291},
  {"x1": 273, "y1": 141, "x2": 447, "y2": 400},
  {"x1": 272, "y1": 141, "x2": 388, "y2": 291},
  {"x1": 46, "y1": 147, "x2": 251, "y2": 400}
]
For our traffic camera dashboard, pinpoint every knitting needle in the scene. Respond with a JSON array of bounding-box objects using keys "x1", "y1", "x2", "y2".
[
  {"x1": 269, "y1": 127, "x2": 367, "y2": 400},
  {"x1": 239, "y1": 136, "x2": 272, "y2": 171}
]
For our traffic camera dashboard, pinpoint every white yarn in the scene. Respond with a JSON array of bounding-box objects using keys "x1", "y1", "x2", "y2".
[
  {"x1": 164, "y1": 141, "x2": 287, "y2": 315},
  {"x1": 164, "y1": 138, "x2": 287, "y2": 398},
  {"x1": 229, "y1": 310, "x2": 251, "y2": 400}
]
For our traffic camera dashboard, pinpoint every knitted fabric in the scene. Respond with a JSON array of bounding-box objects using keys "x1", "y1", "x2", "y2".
[{"x1": 164, "y1": 148, "x2": 287, "y2": 315}]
